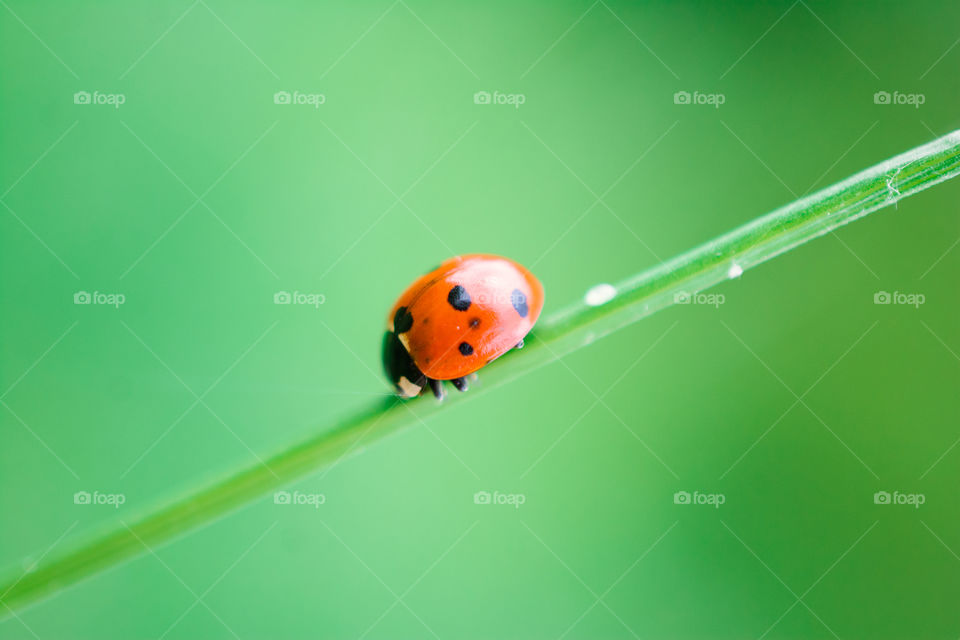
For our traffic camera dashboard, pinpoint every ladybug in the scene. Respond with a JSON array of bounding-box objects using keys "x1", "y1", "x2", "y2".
[{"x1": 383, "y1": 254, "x2": 544, "y2": 399}]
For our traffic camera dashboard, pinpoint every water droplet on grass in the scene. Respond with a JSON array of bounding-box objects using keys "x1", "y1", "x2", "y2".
[{"x1": 585, "y1": 283, "x2": 617, "y2": 306}]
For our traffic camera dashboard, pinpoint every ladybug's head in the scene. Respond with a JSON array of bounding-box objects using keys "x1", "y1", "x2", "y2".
[{"x1": 382, "y1": 331, "x2": 426, "y2": 398}]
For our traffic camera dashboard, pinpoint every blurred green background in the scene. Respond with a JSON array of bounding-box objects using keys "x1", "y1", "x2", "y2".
[{"x1": 2, "y1": 0, "x2": 960, "y2": 637}]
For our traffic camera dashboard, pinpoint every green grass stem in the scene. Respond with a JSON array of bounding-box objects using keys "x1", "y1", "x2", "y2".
[{"x1": 3, "y1": 130, "x2": 960, "y2": 618}]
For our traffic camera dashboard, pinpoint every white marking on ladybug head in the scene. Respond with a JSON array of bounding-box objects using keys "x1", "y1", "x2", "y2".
[{"x1": 397, "y1": 376, "x2": 422, "y2": 398}]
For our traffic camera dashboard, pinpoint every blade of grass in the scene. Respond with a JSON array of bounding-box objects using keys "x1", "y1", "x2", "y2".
[{"x1": 3, "y1": 130, "x2": 960, "y2": 617}]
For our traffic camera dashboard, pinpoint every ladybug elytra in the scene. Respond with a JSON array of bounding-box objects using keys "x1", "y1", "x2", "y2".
[{"x1": 382, "y1": 254, "x2": 544, "y2": 399}]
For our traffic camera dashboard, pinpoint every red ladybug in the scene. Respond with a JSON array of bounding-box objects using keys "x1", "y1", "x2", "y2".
[{"x1": 383, "y1": 254, "x2": 545, "y2": 399}]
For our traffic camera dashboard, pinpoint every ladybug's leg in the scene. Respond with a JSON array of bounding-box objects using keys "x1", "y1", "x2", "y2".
[
  {"x1": 515, "y1": 339, "x2": 524, "y2": 349},
  {"x1": 451, "y1": 377, "x2": 468, "y2": 392},
  {"x1": 427, "y1": 378, "x2": 446, "y2": 401}
]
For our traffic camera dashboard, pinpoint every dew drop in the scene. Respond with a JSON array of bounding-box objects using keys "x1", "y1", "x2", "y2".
[{"x1": 585, "y1": 283, "x2": 616, "y2": 306}]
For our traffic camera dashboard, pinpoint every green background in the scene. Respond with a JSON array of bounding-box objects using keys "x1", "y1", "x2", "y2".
[{"x1": 2, "y1": 1, "x2": 959, "y2": 637}]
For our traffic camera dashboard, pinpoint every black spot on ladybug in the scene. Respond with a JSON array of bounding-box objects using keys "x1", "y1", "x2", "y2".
[
  {"x1": 393, "y1": 306, "x2": 413, "y2": 333},
  {"x1": 511, "y1": 289, "x2": 528, "y2": 318},
  {"x1": 448, "y1": 285, "x2": 471, "y2": 311},
  {"x1": 469, "y1": 317, "x2": 480, "y2": 328},
  {"x1": 459, "y1": 342, "x2": 474, "y2": 356}
]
